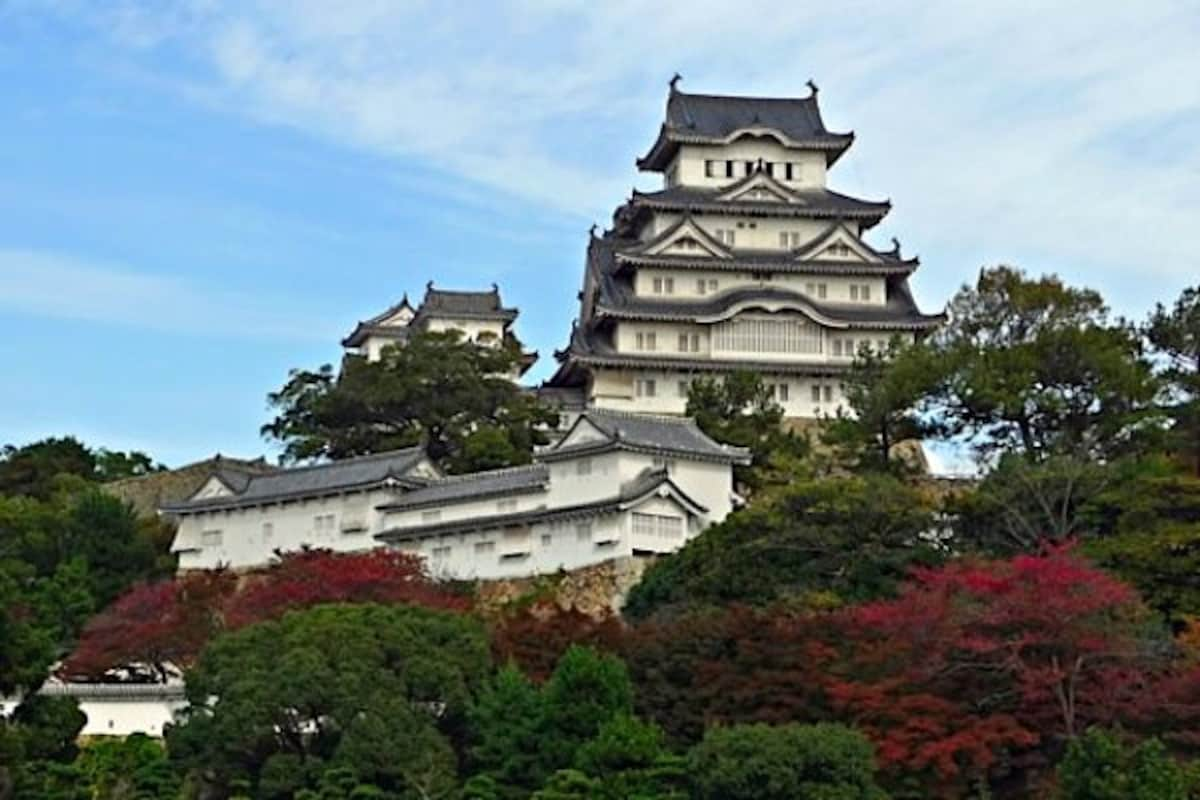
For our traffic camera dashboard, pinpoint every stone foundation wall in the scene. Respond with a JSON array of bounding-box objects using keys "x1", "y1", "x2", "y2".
[{"x1": 474, "y1": 555, "x2": 653, "y2": 618}]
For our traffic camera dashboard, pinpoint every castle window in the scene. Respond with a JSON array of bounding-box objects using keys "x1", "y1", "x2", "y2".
[
  {"x1": 541, "y1": 534, "x2": 552, "y2": 547},
  {"x1": 824, "y1": 385, "x2": 834, "y2": 403},
  {"x1": 764, "y1": 162, "x2": 775, "y2": 177},
  {"x1": 201, "y1": 529, "x2": 223, "y2": 547},
  {"x1": 575, "y1": 522, "x2": 592, "y2": 542},
  {"x1": 708, "y1": 279, "x2": 718, "y2": 292},
  {"x1": 725, "y1": 160, "x2": 735, "y2": 178},
  {"x1": 805, "y1": 282, "x2": 827, "y2": 300},
  {"x1": 696, "y1": 279, "x2": 707, "y2": 295},
  {"x1": 712, "y1": 316, "x2": 822, "y2": 355},
  {"x1": 715, "y1": 229, "x2": 736, "y2": 245},
  {"x1": 432, "y1": 546, "x2": 451, "y2": 560},
  {"x1": 422, "y1": 510, "x2": 441, "y2": 523},
  {"x1": 474, "y1": 541, "x2": 495, "y2": 554},
  {"x1": 704, "y1": 160, "x2": 717, "y2": 177},
  {"x1": 862, "y1": 284, "x2": 871, "y2": 301},
  {"x1": 850, "y1": 285, "x2": 859, "y2": 301},
  {"x1": 576, "y1": 458, "x2": 592, "y2": 476},
  {"x1": 678, "y1": 333, "x2": 700, "y2": 353},
  {"x1": 678, "y1": 380, "x2": 690, "y2": 397},
  {"x1": 636, "y1": 379, "x2": 657, "y2": 398},
  {"x1": 261, "y1": 522, "x2": 273, "y2": 543},
  {"x1": 785, "y1": 163, "x2": 795, "y2": 181},
  {"x1": 635, "y1": 331, "x2": 657, "y2": 351},
  {"x1": 811, "y1": 385, "x2": 821, "y2": 403}
]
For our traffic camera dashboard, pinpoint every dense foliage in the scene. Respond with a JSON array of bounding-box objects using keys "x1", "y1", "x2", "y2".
[
  {"x1": 5, "y1": 273, "x2": 1200, "y2": 799},
  {"x1": 262, "y1": 330, "x2": 558, "y2": 473}
]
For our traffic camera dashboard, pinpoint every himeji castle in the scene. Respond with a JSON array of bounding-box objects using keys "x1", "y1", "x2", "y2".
[{"x1": 546, "y1": 78, "x2": 943, "y2": 419}]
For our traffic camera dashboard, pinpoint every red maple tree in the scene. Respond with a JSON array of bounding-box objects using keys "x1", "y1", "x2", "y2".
[
  {"x1": 64, "y1": 549, "x2": 469, "y2": 680},
  {"x1": 490, "y1": 601, "x2": 625, "y2": 682},
  {"x1": 61, "y1": 568, "x2": 236, "y2": 682},
  {"x1": 829, "y1": 548, "x2": 1153, "y2": 795},
  {"x1": 224, "y1": 548, "x2": 470, "y2": 629}
]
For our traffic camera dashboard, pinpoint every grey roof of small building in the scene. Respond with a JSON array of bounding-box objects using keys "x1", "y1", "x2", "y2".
[
  {"x1": 411, "y1": 284, "x2": 519, "y2": 325},
  {"x1": 342, "y1": 295, "x2": 415, "y2": 347},
  {"x1": 375, "y1": 467, "x2": 706, "y2": 543},
  {"x1": 377, "y1": 464, "x2": 550, "y2": 512},
  {"x1": 638, "y1": 85, "x2": 854, "y2": 171},
  {"x1": 162, "y1": 447, "x2": 429, "y2": 513},
  {"x1": 542, "y1": 409, "x2": 751, "y2": 465}
]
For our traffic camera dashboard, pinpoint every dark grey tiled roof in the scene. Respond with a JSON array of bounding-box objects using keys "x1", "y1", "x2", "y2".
[
  {"x1": 594, "y1": 283, "x2": 943, "y2": 330},
  {"x1": 342, "y1": 323, "x2": 412, "y2": 348},
  {"x1": 342, "y1": 296, "x2": 414, "y2": 347},
  {"x1": 412, "y1": 285, "x2": 519, "y2": 324},
  {"x1": 162, "y1": 447, "x2": 429, "y2": 513},
  {"x1": 638, "y1": 87, "x2": 854, "y2": 171},
  {"x1": 377, "y1": 464, "x2": 550, "y2": 512},
  {"x1": 615, "y1": 250, "x2": 917, "y2": 276},
  {"x1": 542, "y1": 409, "x2": 751, "y2": 465},
  {"x1": 621, "y1": 185, "x2": 889, "y2": 225},
  {"x1": 375, "y1": 468, "x2": 707, "y2": 543}
]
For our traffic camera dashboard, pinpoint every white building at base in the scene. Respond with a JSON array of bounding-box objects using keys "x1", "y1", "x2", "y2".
[
  {"x1": 1, "y1": 681, "x2": 186, "y2": 739},
  {"x1": 375, "y1": 409, "x2": 748, "y2": 579},
  {"x1": 164, "y1": 410, "x2": 747, "y2": 578}
]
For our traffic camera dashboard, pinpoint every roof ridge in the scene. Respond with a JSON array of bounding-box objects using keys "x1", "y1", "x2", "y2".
[
  {"x1": 258, "y1": 447, "x2": 423, "y2": 477},
  {"x1": 424, "y1": 462, "x2": 547, "y2": 486}
]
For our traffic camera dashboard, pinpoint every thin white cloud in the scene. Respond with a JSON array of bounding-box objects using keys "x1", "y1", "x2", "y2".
[
  {"x1": 0, "y1": 249, "x2": 329, "y2": 341},
  {"x1": 19, "y1": 0, "x2": 1200, "y2": 307}
]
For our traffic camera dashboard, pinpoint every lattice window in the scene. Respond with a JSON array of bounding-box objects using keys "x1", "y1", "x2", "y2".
[{"x1": 712, "y1": 315, "x2": 823, "y2": 354}]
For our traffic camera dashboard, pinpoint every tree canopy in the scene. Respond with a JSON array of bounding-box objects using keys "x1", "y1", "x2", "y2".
[{"x1": 262, "y1": 331, "x2": 558, "y2": 473}]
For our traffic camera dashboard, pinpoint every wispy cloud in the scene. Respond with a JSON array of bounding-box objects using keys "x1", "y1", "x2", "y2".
[
  {"x1": 15, "y1": 1, "x2": 1200, "y2": 299},
  {"x1": 0, "y1": 248, "x2": 330, "y2": 341}
]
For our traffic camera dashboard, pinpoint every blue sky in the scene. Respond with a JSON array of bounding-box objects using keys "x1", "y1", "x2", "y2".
[{"x1": 2, "y1": 1, "x2": 1198, "y2": 470}]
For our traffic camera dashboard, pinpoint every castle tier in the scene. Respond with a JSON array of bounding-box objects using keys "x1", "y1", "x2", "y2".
[{"x1": 546, "y1": 80, "x2": 943, "y2": 418}]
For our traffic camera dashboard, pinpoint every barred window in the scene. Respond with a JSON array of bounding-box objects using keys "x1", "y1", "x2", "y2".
[
  {"x1": 632, "y1": 513, "x2": 684, "y2": 539},
  {"x1": 712, "y1": 316, "x2": 822, "y2": 354}
]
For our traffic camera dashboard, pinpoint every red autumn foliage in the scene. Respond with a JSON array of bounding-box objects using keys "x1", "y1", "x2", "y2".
[
  {"x1": 61, "y1": 569, "x2": 236, "y2": 682},
  {"x1": 828, "y1": 547, "x2": 1153, "y2": 795},
  {"x1": 224, "y1": 548, "x2": 470, "y2": 629},
  {"x1": 490, "y1": 601, "x2": 625, "y2": 682},
  {"x1": 63, "y1": 549, "x2": 469, "y2": 680},
  {"x1": 620, "y1": 605, "x2": 841, "y2": 745}
]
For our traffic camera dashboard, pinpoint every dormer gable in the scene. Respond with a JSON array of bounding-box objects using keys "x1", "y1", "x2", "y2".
[
  {"x1": 636, "y1": 216, "x2": 733, "y2": 259},
  {"x1": 716, "y1": 169, "x2": 804, "y2": 204},
  {"x1": 190, "y1": 474, "x2": 238, "y2": 501},
  {"x1": 556, "y1": 416, "x2": 613, "y2": 449},
  {"x1": 793, "y1": 223, "x2": 882, "y2": 263}
]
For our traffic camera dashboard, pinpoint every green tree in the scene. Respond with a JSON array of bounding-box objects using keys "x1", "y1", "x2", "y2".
[
  {"x1": 539, "y1": 647, "x2": 634, "y2": 774},
  {"x1": 1057, "y1": 728, "x2": 1188, "y2": 800},
  {"x1": 1081, "y1": 457, "x2": 1200, "y2": 625},
  {"x1": 624, "y1": 473, "x2": 940, "y2": 620},
  {"x1": 1147, "y1": 285, "x2": 1200, "y2": 476},
  {"x1": 572, "y1": 713, "x2": 687, "y2": 799},
  {"x1": 467, "y1": 665, "x2": 547, "y2": 799},
  {"x1": 685, "y1": 371, "x2": 808, "y2": 491},
  {"x1": 167, "y1": 603, "x2": 490, "y2": 799},
  {"x1": 0, "y1": 438, "x2": 95, "y2": 499},
  {"x1": 262, "y1": 331, "x2": 558, "y2": 473},
  {"x1": 823, "y1": 338, "x2": 940, "y2": 472},
  {"x1": 687, "y1": 722, "x2": 888, "y2": 800},
  {"x1": 933, "y1": 266, "x2": 1160, "y2": 461},
  {"x1": 75, "y1": 734, "x2": 181, "y2": 800}
]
